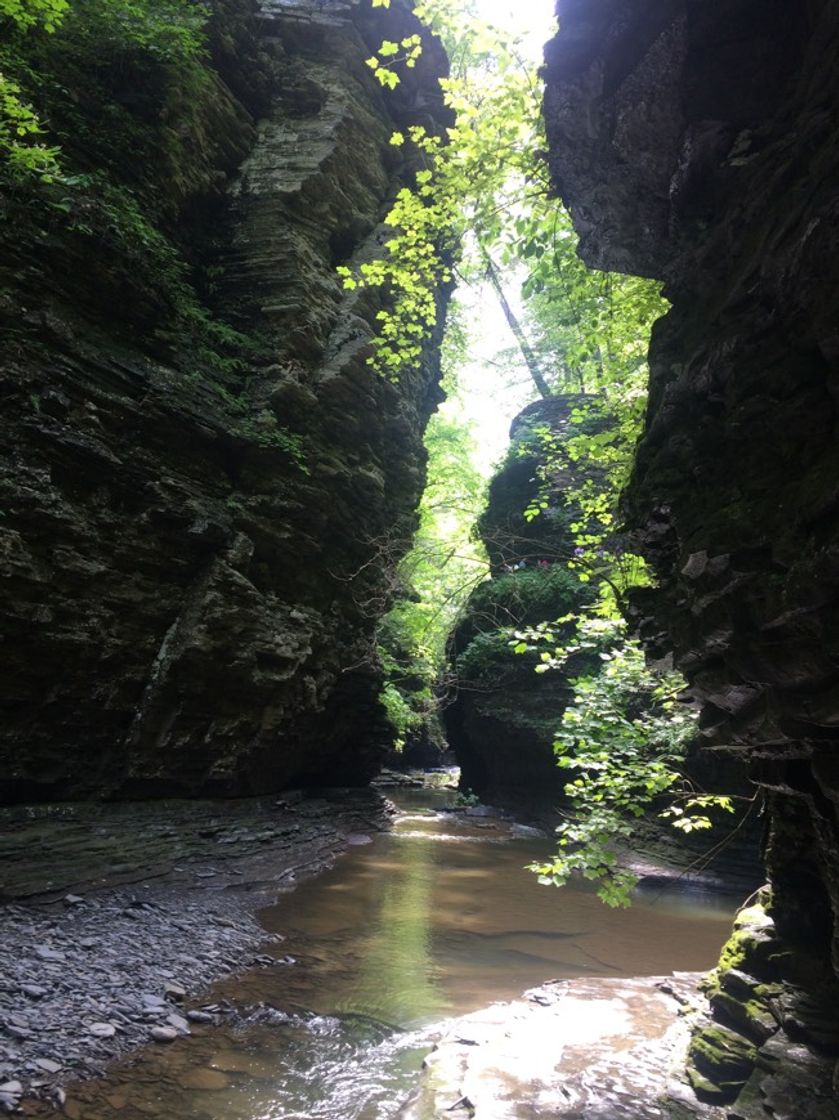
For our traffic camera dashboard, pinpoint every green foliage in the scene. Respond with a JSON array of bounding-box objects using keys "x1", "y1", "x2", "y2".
[
  {"x1": 0, "y1": 72, "x2": 60, "y2": 177},
  {"x1": 1, "y1": 0, "x2": 209, "y2": 181},
  {"x1": 56, "y1": 171, "x2": 187, "y2": 288},
  {"x1": 466, "y1": 567, "x2": 586, "y2": 634},
  {"x1": 455, "y1": 629, "x2": 518, "y2": 683},
  {"x1": 0, "y1": 0, "x2": 69, "y2": 31},
  {"x1": 366, "y1": 33, "x2": 422, "y2": 88},
  {"x1": 345, "y1": 1, "x2": 548, "y2": 381},
  {"x1": 490, "y1": 219, "x2": 667, "y2": 603},
  {"x1": 237, "y1": 412, "x2": 308, "y2": 469},
  {"x1": 0, "y1": 0, "x2": 67, "y2": 178},
  {"x1": 64, "y1": 0, "x2": 207, "y2": 65},
  {"x1": 50, "y1": 174, "x2": 278, "y2": 392},
  {"x1": 357, "y1": 1, "x2": 664, "y2": 606},
  {"x1": 1, "y1": 0, "x2": 308, "y2": 472},
  {"x1": 353, "y1": 0, "x2": 664, "y2": 405},
  {"x1": 351, "y1": 1, "x2": 733, "y2": 907},
  {"x1": 0, "y1": 0, "x2": 247, "y2": 384},
  {"x1": 516, "y1": 616, "x2": 733, "y2": 906},
  {"x1": 451, "y1": 560, "x2": 589, "y2": 691},
  {"x1": 380, "y1": 681, "x2": 424, "y2": 750},
  {"x1": 338, "y1": 148, "x2": 454, "y2": 380},
  {"x1": 514, "y1": 406, "x2": 653, "y2": 608},
  {"x1": 377, "y1": 314, "x2": 488, "y2": 739}
]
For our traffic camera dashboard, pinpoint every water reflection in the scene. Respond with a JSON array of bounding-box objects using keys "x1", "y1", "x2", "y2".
[
  {"x1": 259, "y1": 801, "x2": 735, "y2": 1026},
  {"x1": 353, "y1": 835, "x2": 445, "y2": 1024}
]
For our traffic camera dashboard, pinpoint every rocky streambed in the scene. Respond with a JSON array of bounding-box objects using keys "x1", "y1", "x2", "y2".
[
  {"x1": 0, "y1": 788, "x2": 391, "y2": 1111},
  {"x1": 0, "y1": 783, "x2": 760, "y2": 1119}
]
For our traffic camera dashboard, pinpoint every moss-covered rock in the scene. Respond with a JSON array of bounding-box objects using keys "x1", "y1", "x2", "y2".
[
  {"x1": 714, "y1": 900, "x2": 781, "y2": 977},
  {"x1": 710, "y1": 967, "x2": 782, "y2": 1044},
  {"x1": 687, "y1": 1021, "x2": 758, "y2": 1100},
  {"x1": 443, "y1": 396, "x2": 594, "y2": 794}
]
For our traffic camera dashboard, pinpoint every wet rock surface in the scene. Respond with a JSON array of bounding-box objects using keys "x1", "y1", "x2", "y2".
[
  {"x1": 0, "y1": 788, "x2": 390, "y2": 1103},
  {"x1": 402, "y1": 973, "x2": 706, "y2": 1119},
  {"x1": 405, "y1": 968, "x2": 838, "y2": 1120},
  {"x1": 680, "y1": 894, "x2": 839, "y2": 1118}
]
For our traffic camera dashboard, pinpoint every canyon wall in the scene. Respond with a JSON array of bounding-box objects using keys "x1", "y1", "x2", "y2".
[
  {"x1": 0, "y1": 0, "x2": 450, "y2": 801},
  {"x1": 543, "y1": 0, "x2": 839, "y2": 1110}
]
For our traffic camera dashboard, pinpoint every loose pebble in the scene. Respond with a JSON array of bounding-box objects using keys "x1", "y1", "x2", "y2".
[
  {"x1": 34, "y1": 947, "x2": 66, "y2": 963},
  {"x1": 186, "y1": 1010, "x2": 214, "y2": 1024},
  {"x1": 150, "y1": 1026, "x2": 177, "y2": 1043},
  {"x1": 34, "y1": 1059, "x2": 62, "y2": 1074},
  {"x1": 20, "y1": 984, "x2": 48, "y2": 999}
]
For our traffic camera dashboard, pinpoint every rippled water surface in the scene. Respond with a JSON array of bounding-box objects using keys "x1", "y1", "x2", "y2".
[{"x1": 53, "y1": 789, "x2": 738, "y2": 1120}]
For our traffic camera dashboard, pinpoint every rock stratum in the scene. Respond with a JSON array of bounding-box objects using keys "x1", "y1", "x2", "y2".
[
  {"x1": 0, "y1": 0, "x2": 450, "y2": 802},
  {"x1": 544, "y1": 0, "x2": 839, "y2": 1111}
]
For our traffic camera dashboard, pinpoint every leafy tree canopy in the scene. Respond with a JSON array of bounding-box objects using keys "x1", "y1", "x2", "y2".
[{"x1": 377, "y1": 306, "x2": 489, "y2": 745}]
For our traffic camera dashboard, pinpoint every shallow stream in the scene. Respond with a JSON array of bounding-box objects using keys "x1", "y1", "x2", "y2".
[{"x1": 52, "y1": 789, "x2": 738, "y2": 1120}]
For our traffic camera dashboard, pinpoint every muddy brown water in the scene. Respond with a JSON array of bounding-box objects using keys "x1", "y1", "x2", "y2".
[{"x1": 44, "y1": 789, "x2": 739, "y2": 1120}]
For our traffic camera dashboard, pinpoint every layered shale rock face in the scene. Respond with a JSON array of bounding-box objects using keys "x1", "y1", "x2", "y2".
[
  {"x1": 544, "y1": 0, "x2": 839, "y2": 1110},
  {"x1": 444, "y1": 398, "x2": 593, "y2": 795},
  {"x1": 0, "y1": 0, "x2": 450, "y2": 801}
]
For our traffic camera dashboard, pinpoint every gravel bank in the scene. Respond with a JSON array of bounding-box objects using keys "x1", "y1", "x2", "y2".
[{"x1": 0, "y1": 788, "x2": 391, "y2": 1109}]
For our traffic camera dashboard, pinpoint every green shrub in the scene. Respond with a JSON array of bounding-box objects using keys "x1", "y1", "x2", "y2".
[{"x1": 455, "y1": 629, "x2": 523, "y2": 683}]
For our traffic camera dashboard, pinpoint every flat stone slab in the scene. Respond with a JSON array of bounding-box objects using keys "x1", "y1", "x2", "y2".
[{"x1": 401, "y1": 973, "x2": 715, "y2": 1120}]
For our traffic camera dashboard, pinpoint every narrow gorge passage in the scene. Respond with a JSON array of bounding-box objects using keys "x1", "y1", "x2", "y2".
[{"x1": 2, "y1": 0, "x2": 839, "y2": 1117}]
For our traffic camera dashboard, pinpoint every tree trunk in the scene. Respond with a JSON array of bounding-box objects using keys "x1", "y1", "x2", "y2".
[{"x1": 484, "y1": 254, "x2": 552, "y2": 399}]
